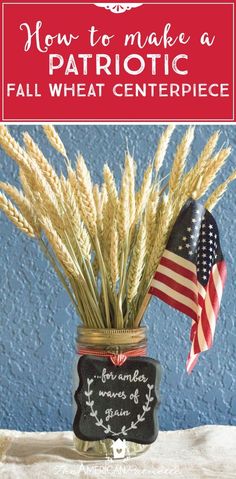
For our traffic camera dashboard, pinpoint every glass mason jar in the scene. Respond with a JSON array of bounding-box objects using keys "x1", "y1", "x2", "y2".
[{"x1": 72, "y1": 327, "x2": 158, "y2": 459}]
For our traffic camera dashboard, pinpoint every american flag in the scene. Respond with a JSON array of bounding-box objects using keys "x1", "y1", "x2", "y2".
[{"x1": 149, "y1": 199, "x2": 227, "y2": 373}]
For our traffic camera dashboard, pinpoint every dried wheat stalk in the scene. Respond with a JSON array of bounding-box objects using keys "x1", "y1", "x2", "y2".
[
  {"x1": 0, "y1": 181, "x2": 39, "y2": 233},
  {"x1": 154, "y1": 124, "x2": 175, "y2": 173},
  {"x1": 23, "y1": 132, "x2": 60, "y2": 192},
  {"x1": 169, "y1": 126, "x2": 195, "y2": 194},
  {"x1": 76, "y1": 155, "x2": 97, "y2": 238},
  {"x1": 102, "y1": 167, "x2": 117, "y2": 254},
  {"x1": 43, "y1": 125, "x2": 67, "y2": 158},
  {"x1": 127, "y1": 223, "x2": 146, "y2": 304},
  {"x1": 145, "y1": 189, "x2": 160, "y2": 257},
  {"x1": 40, "y1": 216, "x2": 79, "y2": 278},
  {"x1": 103, "y1": 164, "x2": 118, "y2": 210},
  {"x1": 93, "y1": 184, "x2": 104, "y2": 236},
  {"x1": 110, "y1": 221, "x2": 119, "y2": 290},
  {"x1": 205, "y1": 170, "x2": 236, "y2": 211},
  {"x1": 60, "y1": 176, "x2": 91, "y2": 260},
  {"x1": 183, "y1": 130, "x2": 220, "y2": 194},
  {"x1": 125, "y1": 153, "x2": 136, "y2": 227},
  {"x1": 0, "y1": 125, "x2": 30, "y2": 169},
  {"x1": 0, "y1": 192, "x2": 35, "y2": 238},
  {"x1": 118, "y1": 172, "x2": 130, "y2": 243},
  {"x1": 194, "y1": 148, "x2": 231, "y2": 199},
  {"x1": 135, "y1": 164, "x2": 153, "y2": 222}
]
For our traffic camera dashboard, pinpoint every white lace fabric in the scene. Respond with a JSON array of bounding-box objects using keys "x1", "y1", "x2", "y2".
[{"x1": 0, "y1": 425, "x2": 235, "y2": 479}]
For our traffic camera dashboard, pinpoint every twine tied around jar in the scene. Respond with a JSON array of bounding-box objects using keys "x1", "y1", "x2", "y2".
[{"x1": 76, "y1": 327, "x2": 147, "y2": 366}]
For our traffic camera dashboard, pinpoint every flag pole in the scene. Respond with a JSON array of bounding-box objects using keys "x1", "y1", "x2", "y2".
[{"x1": 134, "y1": 293, "x2": 152, "y2": 328}]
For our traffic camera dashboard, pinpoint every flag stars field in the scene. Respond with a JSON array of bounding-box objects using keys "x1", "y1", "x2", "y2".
[{"x1": 150, "y1": 200, "x2": 227, "y2": 373}]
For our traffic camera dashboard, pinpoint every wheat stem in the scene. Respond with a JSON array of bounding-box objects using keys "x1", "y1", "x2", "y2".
[{"x1": 38, "y1": 237, "x2": 80, "y2": 314}]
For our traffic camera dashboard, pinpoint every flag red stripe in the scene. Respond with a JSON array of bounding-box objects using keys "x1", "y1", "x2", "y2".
[
  {"x1": 149, "y1": 286, "x2": 197, "y2": 322},
  {"x1": 157, "y1": 256, "x2": 197, "y2": 283},
  {"x1": 190, "y1": 322, "x2": 197, "y2": 341},
  {"x1": 199, "y1": 263, "x2": 225, "y2": 353},
  {"x1": 195, "y1": 262, "x2": 226, "y2": 355},
  {"x1": 198, "y1": 292, "x2": 205, "y2": 309},
  {"x1": 154, "y1": 271, "x2": 198, "y2": 304},
  {"x1": 190, "y1": 326, "x2": 201, "y2": 354}
]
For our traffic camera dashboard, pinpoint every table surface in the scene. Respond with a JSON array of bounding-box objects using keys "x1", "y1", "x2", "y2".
[{"x1": 0, "y1": 425, "x2": 235, "y2": 479}]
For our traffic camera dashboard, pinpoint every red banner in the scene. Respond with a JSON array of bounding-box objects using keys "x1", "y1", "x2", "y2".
[{"x1": 0, "y1": 1, "x2": 235, "y2": 122}]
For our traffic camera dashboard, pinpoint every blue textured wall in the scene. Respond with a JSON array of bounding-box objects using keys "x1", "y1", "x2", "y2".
[{"x1": 0, "y1": 125, "x2": 235, "y2": 432}]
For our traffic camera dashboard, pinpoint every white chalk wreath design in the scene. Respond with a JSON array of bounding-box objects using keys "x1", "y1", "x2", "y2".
[{"x1": 85, "y1": 378, "x2": 154, "y2": 436}]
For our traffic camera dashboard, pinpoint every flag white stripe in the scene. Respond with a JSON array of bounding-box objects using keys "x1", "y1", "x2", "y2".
[
  {"x1": 197, "y1": 281, "x2": 206, "y2": 300},
  {"x1": 197, "y1": 305, "x2": 203, "y2": 317},
  {"x1": 163, "y1": 250, "x2": 196, "y2": 274},
  {"x1": 157, "y1": 264, "x2": 198, "y2": 295},
  {"x1": 187, "y1": 358, "x2": 195, "y2": 372},
  {"x1": 151, "y1": 280, "x2": 198, "y2": 313},
  {"x1": 197, "y1": 318, "x2": 209, "y2": 351},
  {"x1": 189, "y1": 338, "x2": 195, "y2": 357},
  {"x1": 205, "y1": 292, "x2": 217, "y2": 337},
  {"x1": 212, "y1": 264, "x2": 223, "y2": 300}
]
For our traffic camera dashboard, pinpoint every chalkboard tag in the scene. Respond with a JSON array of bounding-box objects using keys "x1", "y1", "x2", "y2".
[{"x1": 73, "y1": 355, "x2": 161, "y2": 444}]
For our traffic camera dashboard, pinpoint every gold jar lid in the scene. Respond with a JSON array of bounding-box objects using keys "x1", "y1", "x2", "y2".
[{"x1": 77, "y1": 327, "x2": 147, "y2": 346}]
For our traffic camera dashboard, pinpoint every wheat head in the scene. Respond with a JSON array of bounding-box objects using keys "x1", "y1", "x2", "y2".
[
  {"x1": 127, "y1": 222, "x2": 146, "y2": 304},
  {"x1": 0, "y1": 126, "x2": 30, "y2": 169},
  {"x1": 40, "y1": 216, "x2": 79, "y2": 278},
  {"x1": 23, "y1": 132, "x2": 60, "y2": 192},
  {"x1": 93, "y1": 184, "x2": 104, "y2": 236},
  {"x1": 43, "y1": 125, "x2": 67, "y2": 158},
  {"x1": 117, "y1": 171, "x2": 130, "y2": 243},
  {"x1": 76, "y1": 155, "x2": 97, "y2": 238},
  {"x1": 100, "y1": 184, "x2": 113, "y2": 256},
  {"x1": 0, "y1": 181, "x2": 39, "y2": 233},
  {"x1": 60, "y1": 175, "x2": 91, "y2": 259},
  {"x1": 103, "y1": 164, "x2": 118, "y2": 210},
  {"x1": 145, "y1": 189, "x2": 160, "y2": 257},
  {"x1": 135, "y1": 164, "x2": 153, "y2": 222},
  {"x1": 183, "y1": 130, "x2": 220, "y2": 195},
  {"x1": 0, "y1": 192, "x2": 35, "y2": 238},
  {"x1": 125, "y1": 153, "x2": 136, "y2": 227},
  {"x1": 110, "y1": 220, "x2": 119, "y2": 289},
  {"x1": 205, "y1": 170, "x2": 236, "y2": 211},
  {"x1": 194, "y1": 147, "x2": 231, "y2": 199},
  {"x1": 169, "y1": 126, "x2": 195, "y2": 194},
  {"x1": 23, "y1": 160, "x2": 63, "y2": 234},
  {"x1": 154, "y1": 124, "x2": 175, "y2": 173}
]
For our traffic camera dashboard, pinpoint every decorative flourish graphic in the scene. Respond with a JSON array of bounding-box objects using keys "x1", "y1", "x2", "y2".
[
  {"x1": 94, "y1": 3, "x2": 143, "y2": 14},
  {"x1": 85, "y1": 378, "x2": 154, "y2": 436}
]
